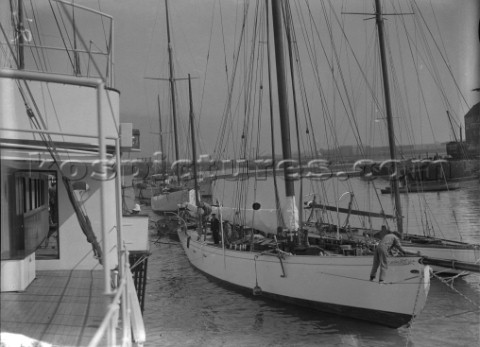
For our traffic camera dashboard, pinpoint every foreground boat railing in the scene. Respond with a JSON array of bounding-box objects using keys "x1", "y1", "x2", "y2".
[
  {"x1": 88, "y1": 261, "x2": 127, "y2": 347},
  {"x1": 88, "y1": 249, "x2": 146, "y2": 347},
  {"x1": 0, "y1": 0, "x2": 115, "y2": 87},
  {"x1": 0, "y1": 69, "x2": 147, "y2": 346}
]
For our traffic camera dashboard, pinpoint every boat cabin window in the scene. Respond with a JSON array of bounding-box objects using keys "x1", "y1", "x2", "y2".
[{"x1": 1, "y1": 156, "x2": 59, "y2": 260}]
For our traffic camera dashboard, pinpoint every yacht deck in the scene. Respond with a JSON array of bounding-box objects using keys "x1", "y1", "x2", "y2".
[{"x1": 1, "y1": 270, "x2": 110, "y2": 346}]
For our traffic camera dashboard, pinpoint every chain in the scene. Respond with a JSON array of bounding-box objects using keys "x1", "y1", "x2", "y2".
[{"x1": 404, "y1": 267, "x2": 428, "y2": 347}]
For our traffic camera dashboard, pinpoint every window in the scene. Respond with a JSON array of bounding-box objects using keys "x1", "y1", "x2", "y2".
[{"x1": 0, "y1": 158, "x2": 59, "y2": 259}]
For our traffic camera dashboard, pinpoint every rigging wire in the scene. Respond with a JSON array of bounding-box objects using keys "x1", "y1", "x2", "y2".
[
  {"x1": 321, "y1": 0, "x2": 366, "y2": 155},
  {"x1": 25, "y1": 1, "x2": 47, "y2": 72},
  {"x1": 198, "y1": 0, "x2": 217, "y2": 121},
  {"x1": 213, "y1": 2, "x2": 250, "y2": 159},
  {"x1": 95, "y1": 0, "x2": 108, "y2": 48},
  {"x1": 394, "y1": 2, "x2": 436, "y2": 147},
  {"x1": 297, "y1": 1, "x2": 366, "y2": 220},
  {"x1": 219, "y1": 1, "x2": 231, "y2": 94},
  {"x1": 48, "y1": 0, "x2": 76, "y2": 72},
  {"x1": 55, "y1": 2, "x2": 119, "y2": 134},
  {"x1": 410, "y1": 0, "x2": 469, "y2": 110},
  {"x1": 390, "y1": 2, "x2": 418, "y2": 151}
]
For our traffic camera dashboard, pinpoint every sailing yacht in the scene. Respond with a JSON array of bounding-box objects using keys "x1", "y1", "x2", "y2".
[
  {"x1": 290, "y1": 0, "x2": 480, "y2": 276},
  {"x1": 149, "y1": 0, "x2": 191, "y2": 213},
  {"x1": 359, "y1": 0, "x2": 480, "y2": 275},
  {"x1": 1, "y1": 1, "x2": 148, "y2": 345},
  {"x1": 177, "y1": 0, "x2": 430, "y2": 328}
]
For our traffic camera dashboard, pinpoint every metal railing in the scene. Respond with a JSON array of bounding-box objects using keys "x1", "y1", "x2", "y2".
[
  {"x1": 1, "y1": 69, "x2": 146, "y2": 346},
  {"x1": 87, "y1": 251, "x2": 146, "y2": 347},
  {"x1": 0, "y1": 0, "x2": 114, "y2": 88}
]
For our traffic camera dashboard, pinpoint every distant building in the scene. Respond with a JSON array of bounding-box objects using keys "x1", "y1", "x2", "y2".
[
  {"x1": 446, "y1": 141, "x2": 465, "y2": 159},
  {"x1": 132, "y1": 129, "x2": 141, "y2": 150},
  {"x1": 464, "y1": 102, "x2": 480, "y2": 158}
]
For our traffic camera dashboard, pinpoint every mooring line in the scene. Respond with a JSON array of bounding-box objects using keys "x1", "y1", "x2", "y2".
[{"x1": 432, "y1": 272, "x2": 480, "y2": 311}]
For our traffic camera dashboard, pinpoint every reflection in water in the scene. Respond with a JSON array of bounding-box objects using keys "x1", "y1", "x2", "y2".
[{"x1": 252, "y1": 312, "x2": 263, "y2": 331}]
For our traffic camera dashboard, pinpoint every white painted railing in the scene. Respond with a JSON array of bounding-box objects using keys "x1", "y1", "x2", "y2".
[
  {"x1": 0, "y1": 69, "x2": 146, "y2": 346},
  {"x1": 0, "y1": 0, "x2": 115, "y2": 87},
  {"x1": 87, "y1": 252, "x2": 146, "y2": 347}
]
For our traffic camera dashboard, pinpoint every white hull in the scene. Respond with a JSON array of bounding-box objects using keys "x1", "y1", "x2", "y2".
[
  {"x1": 178, "y1": 229, "x2": 430, "y2": 328},
  {"x1": 151, "y1": 189, "x2": 190, "y2": 212},
  {"x1": 402, "y1": 243, "x2": 480, "y2": 275},
  {"x1": 135, "y1": 185, "x2": 162, "y2": 203}
]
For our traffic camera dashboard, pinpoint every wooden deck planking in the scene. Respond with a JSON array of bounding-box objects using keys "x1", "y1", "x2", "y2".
[{"x1": 1, "y1": 270, "x2": 111, "y2": 346}]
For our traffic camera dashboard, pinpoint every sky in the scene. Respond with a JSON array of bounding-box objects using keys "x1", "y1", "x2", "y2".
[
  {"x1": 3, "y1": 0, "x2": 480, "y2": 160},
  {"x1": 108, "y1": 0, "x2": 480, "y2": 160}
]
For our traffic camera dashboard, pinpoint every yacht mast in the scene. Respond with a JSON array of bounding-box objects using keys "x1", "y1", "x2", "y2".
[
  {"x1": 165, "y1": 0, "x2": 181, "y2": 181},
  {"x1": 265, "y1": 0, "x2": 284, "y2": 229},
  {"x1": 17, "y1": 0, "x2": 25, "y2": 69},
  {"x1": 271, "y1": 0, "x2": 294, "y2": 198},
  {"x1": 157, "y1": 94, "x2": 166, "y2": 175},
  {"x1": 188, "y1": 74, "x2": 201, "y2": 232},
  {"x1": 374, "y1": 0, "x2": 403, "y2": 234},
  {"x1": 284, "y1": 2, "x2": 306, "y2": 244},
  {"x1": 271, "y1": 0, "x2": 298, "y2": 233}
]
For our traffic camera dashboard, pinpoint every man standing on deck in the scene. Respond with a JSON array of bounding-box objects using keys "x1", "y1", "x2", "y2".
[
  {"x1": 210, "y1": 214, "x2": 220, "y2": 244},
  {"x1": 370, "y1": 226, "x2": 417, "y2": 283}
]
